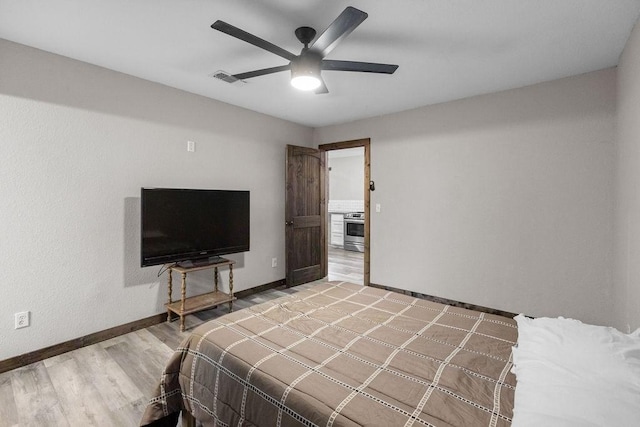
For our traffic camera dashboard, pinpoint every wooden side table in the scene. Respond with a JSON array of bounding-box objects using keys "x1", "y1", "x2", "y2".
[{"x1": 166, "y1": 258, "x2": 236, "y2": 332}]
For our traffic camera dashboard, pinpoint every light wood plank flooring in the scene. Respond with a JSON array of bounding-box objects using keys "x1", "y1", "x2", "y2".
[
  {"x1": 0, "y1": 248, "x2": 363, "y2": 427},
  {"x1": 328, "y1": 246, "x2": 364, "y2": 285}
]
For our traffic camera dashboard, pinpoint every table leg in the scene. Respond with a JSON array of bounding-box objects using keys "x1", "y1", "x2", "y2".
[
  {"x1": 229, "y1": 264, "x2": 234, "y2": 312},
  {"x1": 167, "y1": 269, "x2": 173, "y2": 323},
  {"x1": 180, "y1": 272, "x2": 187, "y2": 332}
]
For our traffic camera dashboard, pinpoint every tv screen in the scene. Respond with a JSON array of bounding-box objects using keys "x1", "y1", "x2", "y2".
[{"x1": 141, "y1": 188, "x2": 250, "y2": 267}]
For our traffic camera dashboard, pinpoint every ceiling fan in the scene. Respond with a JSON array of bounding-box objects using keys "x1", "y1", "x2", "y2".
[{"x1": 211, "y1": 6, "x2": 398, "y2": 94}]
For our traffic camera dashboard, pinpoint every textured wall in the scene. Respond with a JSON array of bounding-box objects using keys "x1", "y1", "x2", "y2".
[
  {"x1": 615, "y1": 18, "x2": 640, "y2": 332},
  {"x1": 315, "y1": 69, "x2": 617, "y2": 327},
  {"x1": 0, "y1": 39, "x2": 312, "y2": 360}
]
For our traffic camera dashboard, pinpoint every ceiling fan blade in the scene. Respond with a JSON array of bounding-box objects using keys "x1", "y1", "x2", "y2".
[
  {"x1": 315, "y1": 77, "x2": 329, "y2": 94},
  {"x1": 212, "y1": 20, "x2": 296, "y2": 62},
  {"x1": 322, "y1": 60, "x2": 398, "y2": 74},
  {"x1": 309, "y1": 7, "x2": 368, "y2": 57},
  {"x1": 233, "y1": 65, "x2": 291, "y2": 80}
]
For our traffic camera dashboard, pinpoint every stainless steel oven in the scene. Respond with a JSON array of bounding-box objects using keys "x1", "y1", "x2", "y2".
[{"x1": 343, "y1": 212, "x2": 364, "y2": 252}]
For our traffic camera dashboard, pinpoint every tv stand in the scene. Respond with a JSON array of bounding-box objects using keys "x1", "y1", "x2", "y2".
[{"x1": 166, "y1": 258, "x2": 236, "y2": 332}]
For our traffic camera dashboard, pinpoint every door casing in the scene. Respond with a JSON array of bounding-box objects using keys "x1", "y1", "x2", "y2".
[{"x1": 319, "y1": 138, "x2": 371, "y2": 286}]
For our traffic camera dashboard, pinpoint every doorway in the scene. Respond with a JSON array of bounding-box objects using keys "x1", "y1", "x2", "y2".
[{"x1": 319, "y1": 139, "x2": 370, "y2": 286}]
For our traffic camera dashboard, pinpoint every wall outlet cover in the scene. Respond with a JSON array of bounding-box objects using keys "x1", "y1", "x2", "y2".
[{"x1": 15, "y1": 311, "x2": 30, "y2": 329}]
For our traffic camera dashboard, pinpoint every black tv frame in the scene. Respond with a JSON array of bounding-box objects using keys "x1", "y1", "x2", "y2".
[{"x1": 140, "y1": 187, "x2": 250, "y2": 267}]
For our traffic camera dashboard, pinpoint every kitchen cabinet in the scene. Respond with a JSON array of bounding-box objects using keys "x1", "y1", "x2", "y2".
[{"x1": 330, "y1": 213, "x2": 344, "y2": 247}]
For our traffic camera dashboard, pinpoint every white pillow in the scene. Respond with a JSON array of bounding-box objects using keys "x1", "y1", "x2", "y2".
[{"x1": 511, "y1": 314, "x2": 640, "y2": 427}]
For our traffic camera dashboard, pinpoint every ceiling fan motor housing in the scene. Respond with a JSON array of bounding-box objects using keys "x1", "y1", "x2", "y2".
[{"x1": 292, "y1": 53, "x2": 321, "y2": 76}]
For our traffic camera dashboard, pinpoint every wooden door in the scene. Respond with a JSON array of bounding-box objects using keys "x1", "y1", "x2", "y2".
[{"x1": 285, "y1": 145, "x2": 327, "y2": 287}]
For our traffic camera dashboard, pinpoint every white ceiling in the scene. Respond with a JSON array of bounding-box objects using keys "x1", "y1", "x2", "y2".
[{"x1": 1, "y1": 0, "x2": 639, "y2": 127}]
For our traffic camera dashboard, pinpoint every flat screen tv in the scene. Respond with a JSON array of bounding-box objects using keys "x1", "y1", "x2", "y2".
[{"x1": 141, "y1": 188, "x2": 250, "y2": 267}]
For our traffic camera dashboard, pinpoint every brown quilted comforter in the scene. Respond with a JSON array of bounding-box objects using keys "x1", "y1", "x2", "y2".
[{"x1": 141, "y1": 281, "x2": 517, "y2": 426}]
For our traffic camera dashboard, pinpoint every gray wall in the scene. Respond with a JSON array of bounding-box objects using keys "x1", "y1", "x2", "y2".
[
  {"x1": 315, "y1": 69, "x2": 617, "y2": 327},
  {"x1": 0, "y1": 39, "x2": 313, "y2": 360},
  {"x1": 615, "y1": 18, "x2": 640, "y2": 332},
  {"x1": 328, "y1": 151, "x2": 365, "y2": 201}
]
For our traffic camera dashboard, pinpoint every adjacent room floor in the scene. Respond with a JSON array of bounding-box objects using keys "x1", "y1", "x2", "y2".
[{"x1": 327, "y1": 245, "x2": 364, "y2": 285}]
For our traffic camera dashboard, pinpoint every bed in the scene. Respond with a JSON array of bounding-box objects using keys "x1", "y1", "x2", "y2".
[{"x1": 140, "y1": 281, "x2": 517, "y2": 426}]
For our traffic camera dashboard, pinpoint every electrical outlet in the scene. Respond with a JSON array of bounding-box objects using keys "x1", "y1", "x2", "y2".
[
  {"x1": 271, "y1": 257, "x2": 277, "y2": 268},
  {"x1": 15, "y1": 311, "x2": 30, "y2": 329},
  {"x1": 187, "y1": 140, "x2": 195, "y2": 152}
]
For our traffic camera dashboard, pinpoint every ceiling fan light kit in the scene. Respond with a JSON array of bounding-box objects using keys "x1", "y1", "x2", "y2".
[
  {"x1": 211, "y1": 6, "x2": 398, "y2": 94},
  {"x1": 291, "y1": 75, "x2": 321, "y2": 91},
  {"x1": 291, "y1": 54, "x2": 322, "y2": 91}
]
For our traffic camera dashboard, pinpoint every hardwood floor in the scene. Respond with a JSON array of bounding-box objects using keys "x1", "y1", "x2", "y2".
[
  {"x1": 0, "y1": 248, "x2": 362, "y2": 427},
  {"x1": 327, "y1": 245, "x2": 364, "y2": 285}
]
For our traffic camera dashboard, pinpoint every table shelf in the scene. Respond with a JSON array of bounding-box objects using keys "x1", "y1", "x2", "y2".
[{"x1": 166, "y1": 290, "x2": 236, "y2": 316}]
